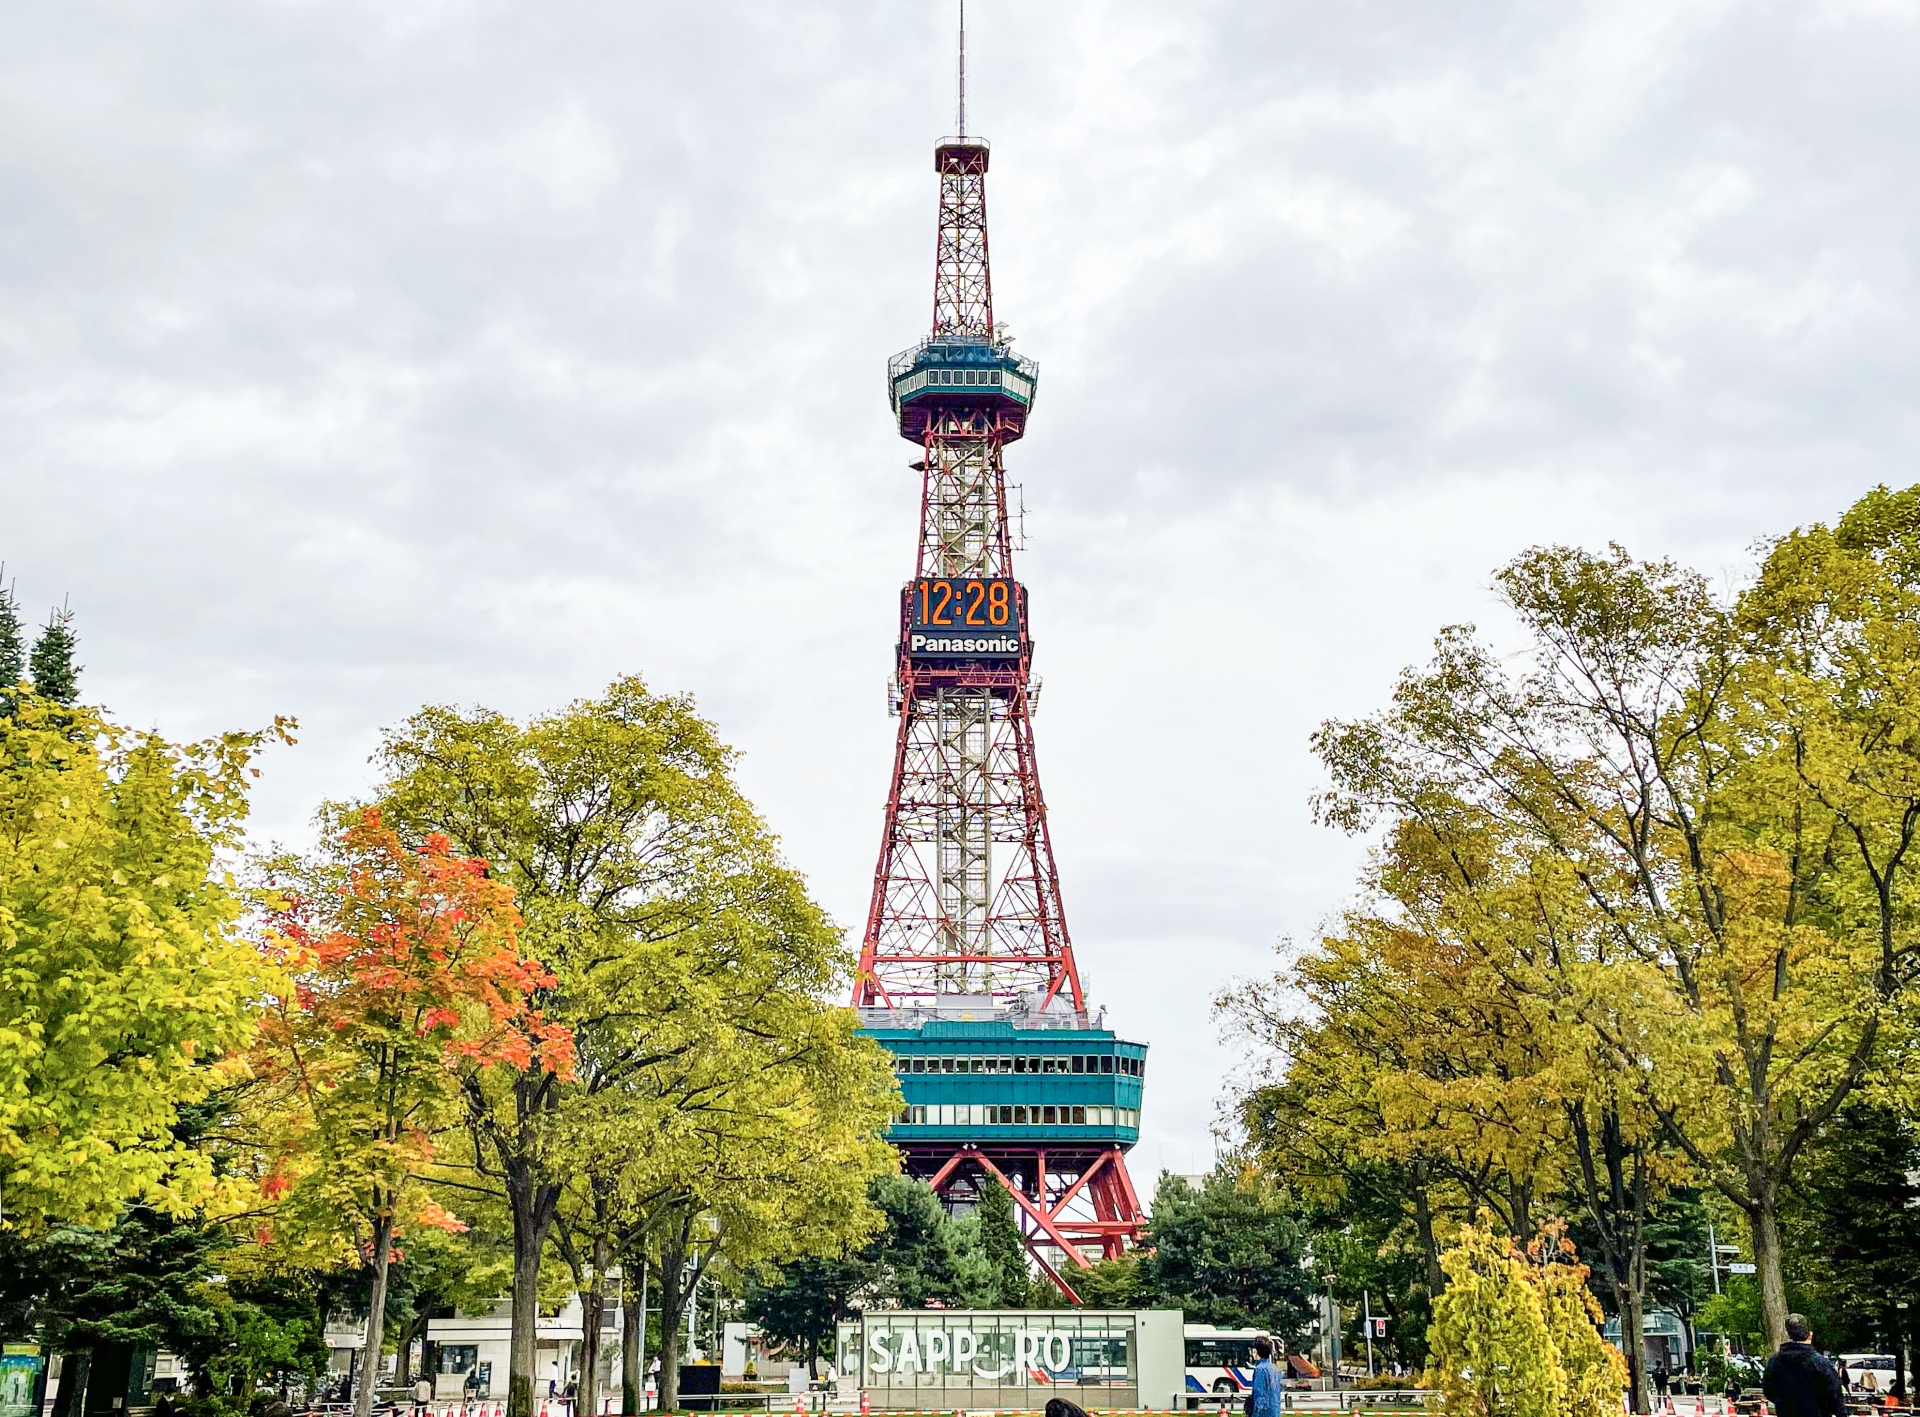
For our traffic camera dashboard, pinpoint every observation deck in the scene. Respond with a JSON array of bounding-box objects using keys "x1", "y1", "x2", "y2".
[
  {"x1": 860, "y1": 1014, "x2": 1146, "y2": 1151},
  {"x1": 888, "y1": 336, "x2": 1039, "y2": 443}
]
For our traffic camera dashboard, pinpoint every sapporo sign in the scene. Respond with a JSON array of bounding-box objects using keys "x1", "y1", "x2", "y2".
[
  {"x1": 865, "y1": 1325, "x2": 1078, "y2": 1378},
  {"x1": 837, "y1": 1309, "x2": 1185, "y2": 1411}
]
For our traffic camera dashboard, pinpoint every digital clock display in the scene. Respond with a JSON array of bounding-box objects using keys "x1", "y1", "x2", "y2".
[{"x1": 904, "y1": 577, "x2": 1026, "y2": 660}]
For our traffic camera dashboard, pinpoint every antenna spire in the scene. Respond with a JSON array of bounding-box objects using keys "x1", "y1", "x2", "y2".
[{"x1": 957, "y1": 0, "x2": 966, "y2": 138}]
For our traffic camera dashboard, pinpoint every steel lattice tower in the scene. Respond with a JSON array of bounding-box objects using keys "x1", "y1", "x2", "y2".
[{"x1": 852, "y1": 30, "x2": 1148, "y2": 1299}]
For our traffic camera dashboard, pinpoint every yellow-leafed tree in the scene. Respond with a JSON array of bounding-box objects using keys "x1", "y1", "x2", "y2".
[
  {"x1": 1529, "y1": 1227, "x2": 1630, "y2": 1417},
  {"x1": 1425, "y1": 1220, "x2": 1566, "y2": 1417}
]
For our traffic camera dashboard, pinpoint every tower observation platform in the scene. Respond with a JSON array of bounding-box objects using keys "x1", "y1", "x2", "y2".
[{"x1": 852, "y1": 43, "x2": 1148, "y2": 1303}]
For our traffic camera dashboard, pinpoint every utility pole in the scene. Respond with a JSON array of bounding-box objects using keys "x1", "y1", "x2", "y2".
[
  {"x1": 1362, "y1": 1292, "x2": 1375, "y2": 1378},
  {"x1": 636, "y1": 1263, "x2": 649, "y2": 1413}
]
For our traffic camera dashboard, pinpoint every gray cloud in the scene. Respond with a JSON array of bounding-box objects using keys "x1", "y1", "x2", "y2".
[{"x1": 3, "y1": 0, "x2": 1916, "y2": 1178}]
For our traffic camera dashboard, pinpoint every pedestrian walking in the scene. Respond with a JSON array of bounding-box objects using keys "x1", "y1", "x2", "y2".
[
  {"x1": 1761, "y1": 1314, "x2": 1845, "y2": 1417},
  {"x1": 415, "y1": 1376, "x2": 432, "y2": 1414},
  {"x1": 1246, "y1": 1337, "x2": 1283, "y2": 1417}
]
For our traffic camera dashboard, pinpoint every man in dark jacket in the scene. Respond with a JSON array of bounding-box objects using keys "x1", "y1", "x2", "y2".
[{"x1": 1762, "y1": 1314, "x2": 1844, "y2": 1417}]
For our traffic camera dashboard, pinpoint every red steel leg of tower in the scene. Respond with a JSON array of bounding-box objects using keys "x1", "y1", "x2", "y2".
[
  {"x1": 1048, "y1": 1149, "x2": 1110, "y2": 1217},
  {"x1": 854, "y1": 704, "x2": 916, "y2": 1007},
  {"x1": 967, "y1": 1150, "x2": 1095, "y2": 1270}
]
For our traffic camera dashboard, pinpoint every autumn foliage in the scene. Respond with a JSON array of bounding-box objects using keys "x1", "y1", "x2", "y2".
[
  {"x1": 1425, "y1": 1219, "x2": 1625, "y2": 1417},
  {"x1": 252, "y1": 808, "x2": 573, "y2": 1416}
]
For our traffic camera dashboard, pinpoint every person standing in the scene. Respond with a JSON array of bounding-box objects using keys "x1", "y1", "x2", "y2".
[
  {"x1": 1761, "y1": 1314, "x2": 1845, "y2": 1417},
  {"x1": 1248, "y1": 1337, "x2": 1284, "y2": 1417}
]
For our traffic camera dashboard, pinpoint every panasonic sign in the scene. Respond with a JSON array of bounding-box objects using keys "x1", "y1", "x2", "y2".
[{"x1": 909, "y1": 632, "x2": 1021, "y2": 656}]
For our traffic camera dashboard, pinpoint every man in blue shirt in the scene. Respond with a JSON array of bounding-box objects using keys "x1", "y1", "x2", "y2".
[{"x1": 1248, "y1": 1336, "x2": 1284, "y2": 1417}]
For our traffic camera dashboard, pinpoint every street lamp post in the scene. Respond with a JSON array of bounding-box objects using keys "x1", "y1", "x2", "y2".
[{"x1": 1324, "y1": 1274, "x2": 1340, "y2": 1389}]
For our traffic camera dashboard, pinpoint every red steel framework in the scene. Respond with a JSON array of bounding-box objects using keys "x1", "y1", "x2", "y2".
[
  {"x1": 853, "y1": 95, "x2": 1146, "y2": 1286},
  {"x1": 853, "y1": 132, "x2": 1082, "y2": 1012}
]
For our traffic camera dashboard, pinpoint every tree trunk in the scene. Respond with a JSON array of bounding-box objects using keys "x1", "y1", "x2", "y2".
[
  {"x1": 395, "y1": 1315, "x2": 429, "y2": 1390},
  {"x1": 357, "y1": 1212, "x2": 396, "y2": 1417},
  {"x1": 578, "y1": 1231, "x2": 611, "y2": 1417},
  {"x1": 1751, "y1": 1201, "x2": 1789, "y2": 1353},
  {"x1": 656, "y1": 1230, "x2": 688, "y2": 1414},
  {"x1": 510, "y1": 1187, "x2": 559, "y2": 1417},
  {"x1": 621, "y1": 1263, "x2": 645, "y2": 1416},
  {"x1": 52, "y1": 1351, "x2": 90, "y2": 1417},
  {"x1": 1621, "y1": 1280, "x2": 1649, "y2": 1414},
  {"x1": 1410, "y1": 1168, "x2": 1444, "y2": 1297}
]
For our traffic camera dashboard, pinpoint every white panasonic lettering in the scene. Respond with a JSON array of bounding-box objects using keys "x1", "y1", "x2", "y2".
[{"x1": 910, "y1": 634, "x2": 926, "y2": 651}]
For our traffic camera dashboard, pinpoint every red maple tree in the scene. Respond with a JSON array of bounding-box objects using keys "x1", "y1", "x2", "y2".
[{"x1": 255, "y1": 808, "x2": 574, "y2": 1417}]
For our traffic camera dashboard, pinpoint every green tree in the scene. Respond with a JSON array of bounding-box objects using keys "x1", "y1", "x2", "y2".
[
  {"x1": 1309, "y1": 501, "x2": 1920, "y2": 1349},
  {"x1": 1304, "y1": 1165, "x2": 1435, "y2": 1372},
  {"x1": 28, "y1": 604, "x2": 79, "y2": 704},
  {"x1": 1643, "y1": 1189, "x2": 1712, "y2": 1347},
  {"x1": 362, "y1": 677, "x2": 898, "y2": 1417},
  {"x1": 377, "y1": 1226, "x2": 515, "y2": 1389},
  {"x1": 0, "y1": 579, "x2": 24, "y2": 696},
  {"x1": 1070, "y1": 1255, "x2": 1142, "y2": 1310},
  {"x1": 1698, "y1": 1277, "x2": 1765, "y2": 1348},
  {"x1": 1, "y1": 1210, "x2": 224, "y2": 1410},
  {"x1": 1140, "y1": 1171, "x2": 1314, "y2": 1344},
  {"x1": 184, "y1": 1272, "x2": 332, "y2": 1410},
  {"x1": 1785, "y1": 1109, "x2": 1920, "y2": 1361},
  {"x1": 0, "y1": 696, "x2": 286, "y2": 1229},
  {"x1": 852, "y1": 1177, "x2": 954, "y2": 1310},
  {"x1": 745, "y1": 1256, "x2": 868, "y2": 1378},
  {"x1": 972, "y1": 1181, "x2": 1031, "y2": 1306}
]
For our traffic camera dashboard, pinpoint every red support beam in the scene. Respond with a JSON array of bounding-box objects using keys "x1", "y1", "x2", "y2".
[{"x1": 968, "y1": 1150, "x2": 1096, "y2": 1271}]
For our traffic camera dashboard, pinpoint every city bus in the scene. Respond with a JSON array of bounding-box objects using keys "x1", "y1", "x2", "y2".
[{"x1": 1183, "y1": 1325, "x2": 1262, "y2": 1393}]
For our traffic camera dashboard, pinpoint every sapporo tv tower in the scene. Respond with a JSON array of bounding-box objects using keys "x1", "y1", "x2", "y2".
[{"x1": 853, "y1": 7, "x2": 1148, "y2": 1301}]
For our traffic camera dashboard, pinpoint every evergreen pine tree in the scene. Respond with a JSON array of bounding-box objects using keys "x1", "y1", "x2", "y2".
[
  {"x1": 0, "y1": 577, "x2": 24, "y2": 691},
  {"x1": 29, "y1": 602, "x2": 81, "y2": 704},
  {"x1": 974, "y1": 1178, "x2": 1032, "y2": 1306}
]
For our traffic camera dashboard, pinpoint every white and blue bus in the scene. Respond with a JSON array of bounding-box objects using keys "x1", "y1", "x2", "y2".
[{"x1": 1183, "y1": 1325, "x2": 1263, "y2": 1394}]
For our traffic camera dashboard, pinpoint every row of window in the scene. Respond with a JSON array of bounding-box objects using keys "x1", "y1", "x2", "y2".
[
  {"x1": 896, "y1": 1053, "x2": 1144, "y2": 1077},
  {"x1": 897, "y1": 1103, "x2": 1142, "y2": 1129},
  {"x1": 899, "y1": 366, "x2": 1036, "y2": 401}
]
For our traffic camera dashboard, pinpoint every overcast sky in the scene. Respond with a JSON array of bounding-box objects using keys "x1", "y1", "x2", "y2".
[{"x1": 4, "y1": 0, "x2": 1917, "y2": 1182}]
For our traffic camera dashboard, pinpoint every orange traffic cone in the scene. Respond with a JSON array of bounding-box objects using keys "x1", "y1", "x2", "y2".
[{"x1": 859, "y1": 1393, "x2": 871, "y2": 1416}]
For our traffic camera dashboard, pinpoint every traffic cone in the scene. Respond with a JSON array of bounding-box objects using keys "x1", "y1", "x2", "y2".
[{"x1": 859, "y1": 1392, "x2": 871, "y2": 1416}]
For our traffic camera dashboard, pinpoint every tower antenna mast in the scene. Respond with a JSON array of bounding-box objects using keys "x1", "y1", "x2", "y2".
[{"x1": 957, "y1": 0, "x2": 967, "y2": 138}]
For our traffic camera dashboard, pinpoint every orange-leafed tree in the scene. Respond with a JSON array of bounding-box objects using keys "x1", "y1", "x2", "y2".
[{"x1": 254, "y1": 809, "x2": 574, "y2": 1417}]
